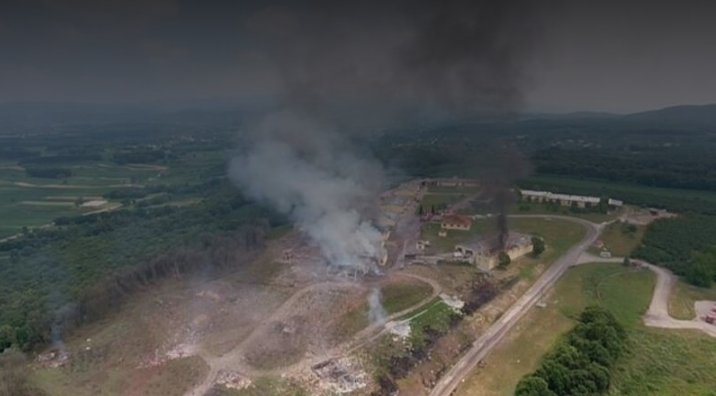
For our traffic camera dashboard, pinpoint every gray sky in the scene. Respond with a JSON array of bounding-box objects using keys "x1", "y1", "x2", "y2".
[{"x1": 1, "y1": 0, "x2": 715, "y2": 113}]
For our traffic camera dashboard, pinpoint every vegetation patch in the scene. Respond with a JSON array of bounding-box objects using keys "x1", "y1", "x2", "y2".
[
  {"x1": 634, "y1": 215, "x2": 716, "y2": 287},
  {"x1": 209, "y1": 377, "x2": 309, "y2": 396},
  {"x1": 598, "y1": 221, "x2": 645, "y2": 257},
  {"x1": 668, "y1": 281, "x2": 716, "y2": 320},
  {"x1": 514, "y1": 306, "x2": 626, "y2": 396}
]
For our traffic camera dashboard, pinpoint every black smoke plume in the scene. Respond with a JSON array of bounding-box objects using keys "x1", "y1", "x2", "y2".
[{"x1": 232, "y1": 1, "x2": 547, "y2": 266}]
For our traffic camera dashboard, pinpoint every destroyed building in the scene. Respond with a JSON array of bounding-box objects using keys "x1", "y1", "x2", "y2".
[{"x1": 454, "y1": 232, "x2": 533, "y2": 271}]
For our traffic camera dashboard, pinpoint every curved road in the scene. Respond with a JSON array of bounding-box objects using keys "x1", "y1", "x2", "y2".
[
  {"x1": 186, "y1": 273, "x2": 441, "y2": 396},
  {"x1": 643, "y1": 263, "x2": 716, "y2": 337},
  {"x1": 429, "y1": 215, "x2": 603, "y2": 396}
]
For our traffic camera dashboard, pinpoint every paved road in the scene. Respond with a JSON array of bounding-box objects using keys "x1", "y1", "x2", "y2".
[
  {"x1": 643, "y1": 263, "x2": 716, "y2": 337},
  {"x1": 428, "y1": 215, "x2": 603, "y2": 396}
]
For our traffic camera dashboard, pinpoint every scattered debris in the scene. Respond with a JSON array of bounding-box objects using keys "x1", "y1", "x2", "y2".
[
  {"x1": 216, "y1": 370, "x2": 252, "y2": 390},
  {"x1": 386, "y1": 320, "x2": 412, "y2": 339},
  {"x1": 36, "y1": 349, "x2": 69, "y2": 368},
  {"x1": 440, "y1": 293, "x2": 465, "y2": 312},
  {"x1": 311, "y1": 358, "x2": 368, "y2": 394}
]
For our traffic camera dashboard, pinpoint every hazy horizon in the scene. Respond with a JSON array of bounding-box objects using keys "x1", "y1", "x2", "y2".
[{"x1": 1, "y1": 0, "x2": 716, "y2": 113}]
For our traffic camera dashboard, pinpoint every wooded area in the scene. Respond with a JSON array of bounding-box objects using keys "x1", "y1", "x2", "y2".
[
  {"x1": 0, "y1": 180, "x2": 284, "y2": 353},
  {"x1": 514, "y1": 306, "x2": 626, "y2": 396},
  {"x1": 634, "y1": 215, "x2": 716, "y2": 287}
]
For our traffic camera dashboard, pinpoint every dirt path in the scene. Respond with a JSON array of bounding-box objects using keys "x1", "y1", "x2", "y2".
[
  {"x1": 642, "y1": 263, "x2": 716, "y2": 337},
  {"x1": 186, "y1": 281, "x2": 359, "y2": 396},
  {"x1": 185, "y1": 272, "x2": 441, "y2": 396},
  {"x1": 576, "y1": 253, "x2": 716, "y2": 337}
]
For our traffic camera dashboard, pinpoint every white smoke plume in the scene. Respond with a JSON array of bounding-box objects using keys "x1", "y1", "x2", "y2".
[
  {"x1": 367, "y1": 287, "x2": 387, "y2": 324},
  {"x1": 229, "y1": 110, "x2": 386, "y2": 271}
]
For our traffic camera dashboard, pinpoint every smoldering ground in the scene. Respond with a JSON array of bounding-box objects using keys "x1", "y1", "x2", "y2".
[{"x1": 230, "y1": 0, "x2": 549, "y2": 271}]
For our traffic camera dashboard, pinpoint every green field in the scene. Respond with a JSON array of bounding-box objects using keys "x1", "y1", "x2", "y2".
[
  {"x1": 457, "y1": 263, "x2": 716, "y2": 396},
  {"x1": 335, "y1": 278, "x2": 435, "y2": 340},
  {"x1": 420, "y1": 193, "x2": 463, "y2": 211},
  {"x1": 211, "y1": 377, "x2": 309, "y2": 396},
  {"x1": 426, "y1": 185, "x2": 480, "y2": 195},
  {"x1": 0, "y1": 164, "x2": 146, "y2": 238},
  {"x1": 668, "y1": 281, "x2": 716, "y2": 320},
  {"x1": 514, "y1": 201, "x2": 620, "y2": 223},
  {"x1": 598, "y1": 221, "x2": 646, "y2": 257}
]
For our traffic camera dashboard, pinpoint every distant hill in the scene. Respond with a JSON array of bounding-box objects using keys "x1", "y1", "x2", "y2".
[
  {"x1": 626, "y1": 104, "x2": 716, "y2": 126},
  {"x1": 2, "y1": 100, "x2": 716, "y2": 128},
  {"x1": 0, "y1": 99, "x2": 275, "y2": 127}
]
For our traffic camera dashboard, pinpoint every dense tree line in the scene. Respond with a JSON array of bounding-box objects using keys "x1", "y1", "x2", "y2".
[
  {"x1": 24, "y1": 167, "x2": 73, "y2": 178},
  {"x1": 0, "y1": 148, "x2": 41, "y2": 160},
  {"x1": 0, "y1": 180, "x2": 286, "y2": 353},
  {"x1": 533, "y1": 147, "x2": 716, "y2": 192},
  {"x1": 633, "y1": 215, "x2": 716, "y2": 287},
  {"x1": 515, "y1": 306, "x2": 626, "y2": 396},
  {"x1": 18, "y1": 154, "x2": 101, "y2": 166},
  {"x1": 113, "y1": 150, "x2": 166, "y2": 164}
]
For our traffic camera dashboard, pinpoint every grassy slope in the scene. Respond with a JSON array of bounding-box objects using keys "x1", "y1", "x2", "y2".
[
  {"x1": 513, "y1": 201, "x2": 620, "y2": 223},
  {"x1": 335, "y1": 279, "x2": 434, "y2": 341},
  {"x1": 598, "y1": 221, "x2": 646, "y2": 257},
  {"x1": 456, "y1": 263, "x2": 716, "y2": 396},
  {"x1": 668, "y1": 281, "x2": 716, "y2": 320}
]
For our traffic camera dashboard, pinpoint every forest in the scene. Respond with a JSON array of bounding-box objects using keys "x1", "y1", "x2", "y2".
[
  {"x1": 514, "y1": 306, "x2": 626, "y2": 396},
  {"x1": 634, "y1": 215, "x2": 716, "y2": 287},
  {"x1": 533, "y1": 147, "x2": 716, "y2": 192},
  {"x1": 0, "y1": 179, "x2": 286, "y2": 353}
]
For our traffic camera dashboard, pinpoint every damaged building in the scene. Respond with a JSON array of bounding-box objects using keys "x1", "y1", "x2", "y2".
[{"x1": 454, "y1": 232, "x2": 533, "y2": 271}]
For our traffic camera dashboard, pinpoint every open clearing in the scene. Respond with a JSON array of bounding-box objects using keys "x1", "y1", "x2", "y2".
[
  {"x1": 455, "y1": 263, "x2": 716, "y2": 396},
  {"x1": 597, "y1": 220, "x2": 646, "y2": 257},
  {"x1": 27, "y1": 230, "x2": 439, "y2": 396}
]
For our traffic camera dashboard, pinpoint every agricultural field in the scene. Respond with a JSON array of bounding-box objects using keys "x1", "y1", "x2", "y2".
[
  {"x1": 0, "y1": 126, "x2": 235, "y2": 241},
  {"x1": 455, "y1": 263, "x2": 716, "y2": 396}
]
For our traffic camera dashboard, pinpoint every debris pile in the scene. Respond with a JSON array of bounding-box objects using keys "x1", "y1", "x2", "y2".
[
  {"x1": 311, "y1": 358, "x2": 368, "y2": 394},
  {"x1": 36, "y1": 348, "x2": 69, "y2": 368},
  {"x1": 386, "y1": 320, "x2": 412, "y2": 340},
  {"x1": 216, "y1": 370, "x2": 252, "y2": 390}
]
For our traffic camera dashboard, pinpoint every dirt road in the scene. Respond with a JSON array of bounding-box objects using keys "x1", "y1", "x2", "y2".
[
  {"x1": 643, "y1": 263, "x2": 716, "y2": 337},
  {"x1": 185, "y1": 273, "x2": 441, "y2": 396},
  {"x1": 428, "y1": 215, "x2": 603, "y2": 396}
]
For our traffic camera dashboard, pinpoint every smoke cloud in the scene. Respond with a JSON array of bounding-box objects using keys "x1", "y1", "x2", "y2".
[
  {"x1": 230, "y1": 111, "x2": 386, "y2": 270},
  {"x1": 230, "y1": 0, "x2": 547, "y2": 268},
  {"x1": 367, "y1": 287, "x2": 387, "y2": 324}
]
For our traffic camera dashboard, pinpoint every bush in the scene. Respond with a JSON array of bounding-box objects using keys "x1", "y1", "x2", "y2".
[{"x1": 532, "y1": 237, "x2": 545, "y2": 256}]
